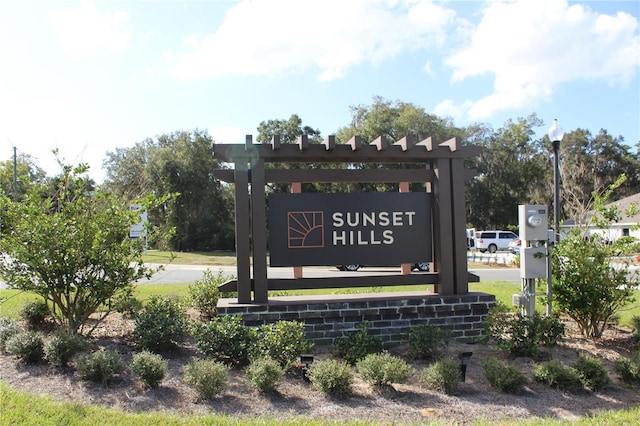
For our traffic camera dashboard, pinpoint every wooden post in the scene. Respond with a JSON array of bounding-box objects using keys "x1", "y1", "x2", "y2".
[
  {"x1": 251, "y1": 158, "x2": 268, "y2": 303},
  {"x1": 399, "y1": 181, "x2": 411, "y2": 275},
  {"x1": 291, "y1": 181, "x2": 303, "y2": 279}
]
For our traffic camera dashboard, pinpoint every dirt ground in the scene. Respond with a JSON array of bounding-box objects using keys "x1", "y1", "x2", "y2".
[{"x1": 1, "y1": 313, "x2": 640, "y2": 425}]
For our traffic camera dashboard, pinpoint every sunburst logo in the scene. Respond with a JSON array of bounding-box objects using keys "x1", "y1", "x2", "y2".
[{"x1": 287, "y1": 211, "x2": 324, "y2": 248}]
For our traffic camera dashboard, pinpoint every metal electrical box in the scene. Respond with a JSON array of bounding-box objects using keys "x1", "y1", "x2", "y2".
[
  {"x1": 520, "y1": 246, "x2": 547, "y2": 279},
  {"x1": 518, "y1": 205, "x2": 548, "y2": 241}
]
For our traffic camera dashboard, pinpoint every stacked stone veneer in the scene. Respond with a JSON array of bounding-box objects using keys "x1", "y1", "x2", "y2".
[{"x1": 217, "y1": 291, "x2": 496, "y2": 347}]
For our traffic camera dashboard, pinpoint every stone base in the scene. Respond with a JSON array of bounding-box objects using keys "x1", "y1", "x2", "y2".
[{"x1": 218, "y1": 291, "x2": 496, "y2": 347}]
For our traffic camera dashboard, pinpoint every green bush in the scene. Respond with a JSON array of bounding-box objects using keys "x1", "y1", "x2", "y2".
[
  {"x1": 5, "y1": 330, "x2": 44, "y2": 363},
  {"x1": 183, "y1": 358, "x2": 228, "y2": 399},
  {"x1": 254, "y1": 320, "x2": 313, "y2": 369},
  {"x1": 131, "y1": 350, "x2": 168, "y2": 389},
  {"x1": 44, "y1": 331, "x2": 88, "y2": 366},
  {"x1": 19, "y1": 300, "x2": 50, "y2": 329},
  {"x1": 307, "y1": 359, "x2": 354, "y2": 398},
  {"x1": 111, "y1": 289, "x2": 143, "y2": 319},
  {"x1": 573, "y1": 353, "x2": 610, "y2": 391},
  {"x1": 533, "y1": 359, "x2": 581, "y2": 391},
  {"x1": 76, "y1": 350, "x2": 124, "y2": 384},
  {"x1": 407, "y1": 324, "x2": 450, "y2": 360},
  {"x1": 482, "y1": 358, "x2": 527, "y2": 393},
  {"x1": 192, "y1": 315, "x2": 257, "y2": 365},
  {"x1": 419, "y1": 356, "x2": 462, "y2": 394},
  {"x1": 631, "y1": 315, "x2": 640, "y2": 341},
  {"x1": 0, "y1": 318, "x2": 23, "y2": 352},
  {"x1": 134, "y1": 296, "x2": 189, "y2": 352},
  {"x1": 614, "y1": 351, "x2": 640, "y2": 383},
  {"x1": 356, "y1": 352, "x2": 414, "y2": 387},
  {"x1": 334, "y1": 321, "x2": 383, "y2": 365},
  {"x1": 484, "y1": 310, "x2": 564, "y2": 356},
  {"x1": 189, "y1": 270, "x2": 228, "y2": 319},
  {"x1": 244, "y1": 357, "x2": 284, "y2": 393}
]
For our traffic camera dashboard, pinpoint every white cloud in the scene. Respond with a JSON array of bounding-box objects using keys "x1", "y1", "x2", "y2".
[
  {"x1": 49, "y1": 1, "x2": 131, "y2": 56},
  {"x1": 209, "y1": 126, "x2": 246, "y2": 144},
  {"x1": 169, "y1": 0, "x2": 456, "y2": 81},
  {"x1": 444, "y1": 0, "x2": 640, "y2": 120}
]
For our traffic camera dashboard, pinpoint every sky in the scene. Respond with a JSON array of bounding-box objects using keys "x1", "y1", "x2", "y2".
[{"x1": 1, "y1": 0, "x2": 638, "y2": 183}]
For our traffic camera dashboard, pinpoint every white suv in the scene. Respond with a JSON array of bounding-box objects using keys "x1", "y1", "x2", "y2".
[{"x1": 475, "y1": 230, "x2": 518, "y2": 253}]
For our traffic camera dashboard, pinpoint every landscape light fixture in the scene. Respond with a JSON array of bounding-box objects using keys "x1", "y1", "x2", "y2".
[
  {"x1": 458, "y1": 351, "x2": 473, "y2": 382},
  {"x1": 299, "y1": 354, "x2": 314, "y2": 381}
]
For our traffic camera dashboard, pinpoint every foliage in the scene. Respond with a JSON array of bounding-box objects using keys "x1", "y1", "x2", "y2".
[
  {"x1": 407, "y1": 324, "x2": 450, "y2": 360},
  {"x1": 183, "y1": 358, "x2": 229, "y2": 399},
  {"x1": 76, "y1": 350, "x2": 125, "y2": 384},
  {"x1": 0, "y1": 317, "x2": 23, "y2": 352},
  {"x1": 418, "y1": 356, "x2": 462, "y2": 394},
  {"x1": 533, "y1": 359, "x2": 582, "y2": 391},
  {"x1": 134, "y1": 296, "x2": 189, "y2": 352},
  {"x1": 614, "y1": 351, "x2": 640, "y2": 383},
  {"x1": 552, "y1": 177, "x2": 638, "y2": 339},
  {"x1": 19, "y1": 300, "x2": 50, "y2": 329},
  {"x1": 483, "y1": 309, "x2": 564, "y2": 356},
  {"x1": 356, "y1": 352, "x2": 414, "y2": 387},
  {"x1": 110, "y1": 287, "x2": 143, "y2": 319},
  {"x1": 572, "y1": 353, "x2": 610, "y2": 391},
  {"x1": 0, "y1": 163, "x2": 163, "y2": 335},
  {"x1": 631, "y1": 315, "x2": 640, "y2": 341},
  {"x1": 43, "y1": 331, "x2": 88, "y2": 366},
  {"x1": 333, "y1": 321, "x2": 383, "y2": 365},
  {"x1": 131, "y1": 351, "x2": 168, "y2": 389},
  {"x1": 307, "y1": 359, "x2": 354, "y2": 398},
  {"x1": 482, "y1": 359, "x2": 527, "y2": 393},
  {"x1": 253, "y1": 320, "x2": 313, "y2": 369},
  {"x1": 189, "y1": 269, "x2": 228, "y2": 319},
  {"x1": 244, "y1": 357, "x2": 285, "y2": 393},
  {"x1": 0, "y1": 152, "x2": 46, "y2": 201},
  {"x1": 5, "y1": 330, "x2": 44, "y2": 363},
  {"x1": 192, "y1": 315, "x2": 258, "y2": 366}
]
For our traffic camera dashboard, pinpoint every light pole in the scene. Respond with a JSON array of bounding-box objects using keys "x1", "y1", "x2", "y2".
[{"x1": 548, "y1": 119, "x2": 564, "y2": 243}]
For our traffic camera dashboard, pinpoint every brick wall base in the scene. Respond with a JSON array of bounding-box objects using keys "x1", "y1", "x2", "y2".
[{"x1": 217, "y1": 291, "x2": 496, "y2": 347}]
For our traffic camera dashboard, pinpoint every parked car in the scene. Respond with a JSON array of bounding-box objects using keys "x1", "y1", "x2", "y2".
[
  {"x1": 508, "y1": 238, "x2": 521, "y2": 254},
  {"x1": 337, "y1": 262, "x2": 430, "y2": 272},
  {"x1": 475, "y1": 230, "x2": 519, "y2": 253}
]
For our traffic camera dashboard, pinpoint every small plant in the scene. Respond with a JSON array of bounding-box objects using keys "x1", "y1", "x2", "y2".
[
  {"x1": 192, "y1": 315, "x2": 257, "y2": 365},
  {"x1": 244, "y1": 357, "x2": 284, "y2": 393},
  {"x1": 44, "y1": 331, "x2": 88, "y2": 366},
  {"x1": 482, "y1": 358, "x2": 527, "y2": 393},
  {"x1": 533, "y1": 359, "x2": 581, "y2": 391},
  {"x1": 253, "y1": 320, "x2": 313, "y2": 369},
  {"x1": 131, "y1": 350, "x2": 168, "y2": 389},
  {"x1": 19, "y1": 300, "x2": 50, "y2": 329},
  {"x1": 111, "y1": 288, "x2": 143, "y2": 319},
  {"x1": 134, "y1": 296, "x2": 189, "y2": 352},
  {"x1": 183, "y1": 358, "x2": 228, "y2": 399},
  {"x1": 334, "y1": 321, "x2": 383, "y2": 365},
  {"x1": 5, "y1": 330, "x2": 44, "y2": 363},
  {"x1": 76, "y1": 350, "x2": 124, "y2": 384},
  {"x1": 307, "y1": 359, "x2": 354, "y2": 398},
  {"x1": 189, "y1": 269, "x2": 228, "y2": 320},
  {"x1": 484, "y1": 309, "x2": 564, "y2": 356},
  {"x1": 419, "y1": 356, "x2": 462, "y2": 394},
  {"x1": 0, "y1": 318, "x2": 23, "y2": 352},
  {"x1": 356, "y1": 351, "x2": 414, "y2": 388},
  {"x1": 407, "y1": 324, "x2": 450, "y2": 360},
  {"x1": 572, "y1": 353, "x2": 610, "y2": 391},
  {"x1": 614, "y1": 351, "x2": 640, "y2": 383}
]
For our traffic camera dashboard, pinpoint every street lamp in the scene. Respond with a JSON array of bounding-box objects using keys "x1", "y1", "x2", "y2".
[{"x1": 548, "y1": 119, "x2": 564, "y2": 243}]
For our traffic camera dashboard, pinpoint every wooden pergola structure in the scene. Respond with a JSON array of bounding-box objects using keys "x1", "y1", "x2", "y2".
[{"x1": 213, "y1": 134, "x2": 480, "y2": 304}]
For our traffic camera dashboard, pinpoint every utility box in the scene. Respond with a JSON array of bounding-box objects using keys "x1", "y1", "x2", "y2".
[
  {"x1": 520, "y1": 246, "x2": 547, "y2": 279},
  {"x1": 518, "y1": 205, "x2": 548, "y2": 241}
]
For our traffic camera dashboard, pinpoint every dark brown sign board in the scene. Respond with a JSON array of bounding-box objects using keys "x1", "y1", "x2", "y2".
[{"x1": 268, "y1": 192, "x2": 432, "y2": 267}]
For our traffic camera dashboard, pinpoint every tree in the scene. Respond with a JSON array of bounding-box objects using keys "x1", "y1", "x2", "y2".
[
  {"x1": 0, "y1": 164, "x2": 161, "y2": 335},
  {"x1": 0, "y1": 151, "x2": 46, "y2": 201}
]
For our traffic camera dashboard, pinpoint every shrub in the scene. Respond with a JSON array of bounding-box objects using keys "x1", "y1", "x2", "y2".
[
  {"x1": 0, "y1": 318, "x2": 23, "y2": 352},
  {"x1": 614, "y1": 351, "x2": 640, "y2": 383},
  {"x1": 307, "y1": 359, "x2": 354, "y2": 398},
  {"x1": 134, "y1": 296, "x2": 189, "y2": 352},
  {"x1": 76, "y1": 350, "x2": 124, "y2": 384},
  {"x1": 572, "y1": 353, "x2": 610, "y2": 391},
  {"x1": 419, "y1": 356, "x2": 462, "y2": 394},
  {"x1": 131, "y1": 350, "x2": 168, "y2": 389},
  {"x1": 19, "y1": 300, "x2": 50, "y2": 329},
  {"x1": 244, "y1": 357, "x2": 284, "y2": 393},
  {"x1": 111, "y1": 288, "x2": 143, "y2": 319},
  {"x1": 533, "y1": 359, "x2": 581, "y2": 391},
  {"x1": 356, "y1": 352, "x2": 414, "y2": 387},
  {"x1": 5, "y1": 330, "x2": 44, "y2": 363},
  {"x1": 192, "y1": 315, "x2": 257, "y2": 366},
  {"x1": 484, "y1": 310, "x2": 564, "y2": 357},
  {"x1": 254, "y1": 320, "x2": 313, "y2": 369},
  {"x1": 183, "y1": 358, "x2": 228, "y2": 399},
  {"x1": 407, "y1": 324, "x2": 450, "y2": 360},
  {"x1": 334, "y1": 321, "x2": 383, "y2": 365},
  {"x1": 44, "y1": 331, "x2": 88, "y2": 366},
  {"x1": 482, "y1": 358, "x2": 527, "y2": 393},
  {"x1": 189, "y1": 269, "x2": 228, "y2": 320},
  {"x1": 631, "y1": 315, "x2": 640, "y2": 341}
]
